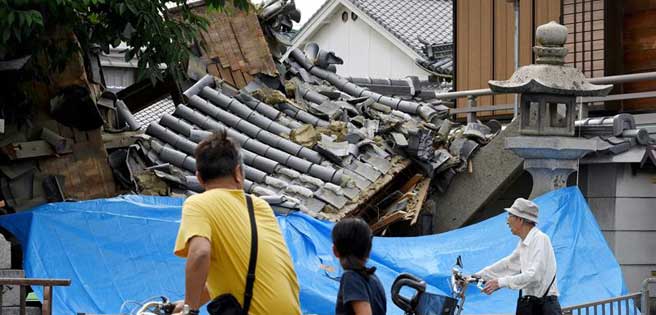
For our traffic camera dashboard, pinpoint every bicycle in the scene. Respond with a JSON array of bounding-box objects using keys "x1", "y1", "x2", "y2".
[
  {"x1": 120, "y1": 296, "x2": 176, "y2": 315},
  {"x1": 391, "y1": 256, "x2": 484, "y2": 315}
]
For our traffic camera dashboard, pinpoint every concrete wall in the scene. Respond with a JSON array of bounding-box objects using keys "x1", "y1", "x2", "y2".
[
  {"x1": 303, "y1": 5, "x2": 430, "y2": 79},
  {"x1": 579, "y1": 163, "x2": 656, "y2": 293}
]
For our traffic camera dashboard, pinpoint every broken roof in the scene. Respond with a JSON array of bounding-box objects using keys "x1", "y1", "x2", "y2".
[
  {"x1": 171, "y1": 2, "x2": 278, "y2": 88},
  {"x1": 130, "y1": 43, "x2": 493, "y2": 224}
]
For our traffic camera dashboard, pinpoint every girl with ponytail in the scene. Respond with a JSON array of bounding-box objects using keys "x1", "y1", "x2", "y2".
[{"x1": 332, "y1": 218, "x2": 386, "y2": 315}]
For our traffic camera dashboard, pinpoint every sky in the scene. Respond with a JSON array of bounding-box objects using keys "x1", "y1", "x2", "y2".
[{"x1": 293, "y1": 0, "x2": 326, "y2": 26}]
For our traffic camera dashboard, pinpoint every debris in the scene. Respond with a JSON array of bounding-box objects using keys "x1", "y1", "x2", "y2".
[
  {"x1": 408, "y1": 176, "x2": 431, "y2": 225},
  {"x1": 135, "y1": 171, "x2": 170, "y2": 196},
  {"x1": 251, "y1": 87, "x2": 288, "y2": 105},
  {"x1": 316, "y1": 138, "x2": 350, "y2": 163},
  {"x1": 2, "y1": 140, "x2": 72, "y2": 160},
  {"x1": 49, "y1": 86, "x2": 104, "y2": 131},
  {"x1": 407, "y1": 129, "x2": 434, "y2": 161},
  {"x1": 290, "y1": 125, "x2": 320, "y2": 147},
  {"x1": 40, "y1": 128, "x2": 73, "y2": 154},
  {"x1": 463, "y1": 122, "x2": 492, "y2": 143},
  {"x1": 390, "y1": 132, "x2": 408, "y2": 148},
  {"x1": 43, "y1": 175, "x2": 66, "y2": 202},
  {"x1": 371, "y1": 210, "x2": 407, "y2": 233}
]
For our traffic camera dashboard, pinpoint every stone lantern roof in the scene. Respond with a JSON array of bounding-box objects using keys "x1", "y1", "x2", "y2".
[{"x1": 488, "y1": 21, "x2": 613, "y2": 96}]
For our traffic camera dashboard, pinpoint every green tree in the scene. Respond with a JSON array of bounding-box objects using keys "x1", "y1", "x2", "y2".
[{"x1": 0, "y1": 0, "x2": 250, "y2": 85}]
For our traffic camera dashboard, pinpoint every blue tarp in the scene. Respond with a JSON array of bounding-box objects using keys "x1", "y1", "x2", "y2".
[{"x1": 0, "y1": 187, "x2": 627, "y2": 315}]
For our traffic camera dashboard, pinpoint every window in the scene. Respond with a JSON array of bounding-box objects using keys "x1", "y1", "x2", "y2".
[{"x1": 548, "y1": 103, "x2": 568, "y2": 128}]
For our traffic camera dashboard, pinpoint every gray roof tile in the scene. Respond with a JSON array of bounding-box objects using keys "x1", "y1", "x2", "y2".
[
  {"x1": 349, "y1": 0, "x2": 453, "y2": 56},
  {"x1": 134, "y1": 97, "x2": 176, "y2": 130}
]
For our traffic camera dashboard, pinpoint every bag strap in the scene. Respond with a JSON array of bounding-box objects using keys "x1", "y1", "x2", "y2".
[
  {"x1": 242, "y1": 195, "x2": 258, "y2": 315},
  {"x1": 518, "y1": 271, "x2": 556, "y2": 299},
  {"x1": 542, "y1": 274, "x2": 556, "y2": 299}
]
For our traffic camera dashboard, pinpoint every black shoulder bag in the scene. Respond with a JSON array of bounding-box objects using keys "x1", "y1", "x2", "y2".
[
  {"x1": 516, "y1": 274, "x2": 556, "y2": 315},
  {"x1": 207, "y1": 195, "x2": 258, "y2": 315}
]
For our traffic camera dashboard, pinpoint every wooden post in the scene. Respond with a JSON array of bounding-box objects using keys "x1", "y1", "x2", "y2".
[
  {"x1": 20, "y1": 285, "x2": 26, "y2": 315},
  {"x1": 42, "y1": 286, "x2": 52, "y2": 315}
]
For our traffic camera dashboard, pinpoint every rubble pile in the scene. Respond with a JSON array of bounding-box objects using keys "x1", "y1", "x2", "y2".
[
  {"x1": 105, "y1": 43, "x2": 501, "y2": 230},
  {"x1": 0, "y1": 0, "x2": 500, "y2": 232}
]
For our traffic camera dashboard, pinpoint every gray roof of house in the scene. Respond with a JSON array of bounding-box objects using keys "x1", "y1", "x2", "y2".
[
  {"x1": 577, "y1": 113, "x2": 656, "y2": 164},
  {"x1": 134, "y1": 97, "x2": 176, "y2": 130},
  {"x1": 349, "y1": 0, "x2": 453, "y2": 57}
]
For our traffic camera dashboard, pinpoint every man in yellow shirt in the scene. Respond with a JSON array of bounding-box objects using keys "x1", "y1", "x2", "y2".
[{"x1": 173, "y1": 130, "x2": 301, "y2": 315}]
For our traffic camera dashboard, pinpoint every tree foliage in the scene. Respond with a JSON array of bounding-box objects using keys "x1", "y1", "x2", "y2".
[{"x1": 0, "y1": 0, "x2": 251, "y2": 85}]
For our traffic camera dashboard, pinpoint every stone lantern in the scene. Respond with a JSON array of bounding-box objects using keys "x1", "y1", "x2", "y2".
[
  {"x1": 489, "y1": 21, "x2": 613, "y2": 198},
  {"x1": 489, "y1": 21, "x2": 612, "y2": 136}
]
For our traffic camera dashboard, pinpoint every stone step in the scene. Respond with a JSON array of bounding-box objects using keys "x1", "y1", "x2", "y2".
[
  {"x1": 0, "y1": 269, "x2": 25, "y2": 307},
  {"x1": 0, "y1": 306, "x2": 41, "y2": 315}
]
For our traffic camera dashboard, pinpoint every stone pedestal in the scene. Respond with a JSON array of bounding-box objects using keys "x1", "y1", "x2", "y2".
[
  {"x1": 0, "y1": 306, "x2": 41, "y2": 315},
  {"x1": 0, "y1": 269, "x2": 24, "y2": 307},
  {"x1": 0, "y1": 234, "x2": 10, "y2": 269},
  {"x1": 505, "y1": 136, "x2": 597, "y2": 198}
]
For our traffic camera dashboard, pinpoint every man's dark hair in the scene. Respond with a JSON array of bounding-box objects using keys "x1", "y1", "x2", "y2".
[
  {"x1": 194, "y1": 129, "x2": 243, "y2": 182},
  {"x1": 332, "y1": 218, "x2": 375, "y2": 274}
]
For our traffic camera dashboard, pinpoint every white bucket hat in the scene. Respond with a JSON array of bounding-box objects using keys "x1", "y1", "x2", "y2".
[{"x1": 505, "y1": 198, "x2": 539, "y2": 223}]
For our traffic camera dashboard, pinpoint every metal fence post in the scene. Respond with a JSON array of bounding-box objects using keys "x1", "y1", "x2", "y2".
[{"x1": 467, "y1": 95, "x2": 477, "y2": 123}]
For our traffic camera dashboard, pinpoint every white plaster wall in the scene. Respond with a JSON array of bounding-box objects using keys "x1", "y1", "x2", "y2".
[{"x1": 304, "y1": 5, "x2": 430, "y2": 79}]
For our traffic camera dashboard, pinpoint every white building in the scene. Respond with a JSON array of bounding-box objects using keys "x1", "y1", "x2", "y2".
[{"x1": 287, "y1": 0, "x2": 453, "y2": 80}]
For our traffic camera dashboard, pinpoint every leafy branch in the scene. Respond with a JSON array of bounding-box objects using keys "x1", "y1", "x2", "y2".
[{"x1": 0, "y1": 0, "x2": 251, "y2": 86}]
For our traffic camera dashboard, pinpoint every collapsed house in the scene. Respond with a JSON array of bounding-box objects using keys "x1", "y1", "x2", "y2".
[
  {"x1": 110, "y1": 42, "x2": 502, "y2": 232},
  {"x1": 1, "y1": 0, "x2": 653, "y2": 236},
  {"x1": 90, "y1": 0, "x2": 500, "y2": 233}
]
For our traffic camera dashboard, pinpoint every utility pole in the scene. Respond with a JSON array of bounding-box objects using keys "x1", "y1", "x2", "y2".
[{"x1": 514, "y1": 0, "x2": 520, "y2": 119}]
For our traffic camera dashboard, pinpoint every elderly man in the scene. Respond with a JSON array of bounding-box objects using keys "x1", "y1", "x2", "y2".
[
  {"x1": 475, "y1": 198, "x2": 561, "y2": 315},
  {"x1": 173, "y1": 130, "x2": 301, "y2": 315}
]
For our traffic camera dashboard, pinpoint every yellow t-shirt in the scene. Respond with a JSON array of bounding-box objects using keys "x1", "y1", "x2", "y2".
[{"x1": 174, "y1": 189, "x2": 301, "y2": 315}]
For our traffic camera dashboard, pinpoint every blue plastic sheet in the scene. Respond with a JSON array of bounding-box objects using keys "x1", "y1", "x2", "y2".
[{"x1": 0, "y1": 187, "x2": 627, "y2": 315}]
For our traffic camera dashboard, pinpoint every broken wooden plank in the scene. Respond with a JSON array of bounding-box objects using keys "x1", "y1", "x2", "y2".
[
  {"x1": 408, "y1": 176, "x2": 432, "y2": 226},
  {"x1": 1, "y1": 140, "x2": 72, "y2": 160},
  {"x1": 102, "y1": 131, "x2": 142, "y2": 149},
  {"x1": 342, "y1": 158, "x2": 412, "y2": 218},
  {"x1": 371, "y1": 210, "x2": 407, "y2": 233},
  {"x1": 400, "y1": 174, "x2": 424, "y2": 193}
]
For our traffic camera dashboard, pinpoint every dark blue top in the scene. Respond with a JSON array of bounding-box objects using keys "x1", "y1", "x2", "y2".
[{"x1": 335, "y1": 270, "x2": 387, "y2": 315}]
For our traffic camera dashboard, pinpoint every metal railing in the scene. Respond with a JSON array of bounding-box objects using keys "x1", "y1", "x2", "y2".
[
  {"x1": 439, "y1": 71, "x2": 656, "y2": 120},
  {"x1": 562, "y1": 278, "x2": 655, "y2": 315},
  {"x1": 0, "y1": 278, "x2": 71, "y2": 315},
  {"x1": 562, "y1": 292, "x2": 642, "y2": 315}
]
